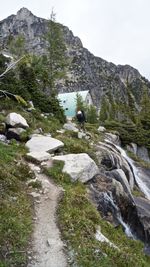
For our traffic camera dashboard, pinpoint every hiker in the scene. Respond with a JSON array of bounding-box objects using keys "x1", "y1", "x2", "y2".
[{"x1": 76, "y1": 109, "x2": 86, "y2": 131}]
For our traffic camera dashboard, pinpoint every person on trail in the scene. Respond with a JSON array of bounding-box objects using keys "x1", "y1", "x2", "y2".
[{"x1": 76, "y1": 109, "x2": 86, "y2": 131}]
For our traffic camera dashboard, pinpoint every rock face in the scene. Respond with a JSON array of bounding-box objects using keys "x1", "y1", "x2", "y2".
[
  {"x1": 53, "y1": 153, "x2": 99, "y2": 182},
  {"x1": 1, "y1": 8, "x2": 150, "y2": 108}
]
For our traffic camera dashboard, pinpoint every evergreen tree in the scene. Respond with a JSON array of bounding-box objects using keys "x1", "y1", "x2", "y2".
[
  {"x1": 86, "y1": 105, "x2": 97, "y2": 123},
  {"x1": 7, "y1": 34, "x2": 26, "y2": 57},
  {"x1": 139, "y1": 88, "x2": 150, "y2": 129},
  {"x1": 99, "y1": 97, "x2": 109, "y2": 122},
  {"x1": 76, "y1": 93, "x2": 85, "y2": 111},
  {"x1": 45, "y1": 10, "x2": 67, "y2": 91}
]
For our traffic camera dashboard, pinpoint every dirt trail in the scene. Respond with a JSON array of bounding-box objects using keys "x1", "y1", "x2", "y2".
[{"x1": 28, "y1": 163, "x2": 68, "y2": 267}]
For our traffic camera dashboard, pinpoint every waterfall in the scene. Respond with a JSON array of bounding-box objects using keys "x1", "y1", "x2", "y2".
[
  {"x1": 115, "y1": 144, "x2": 150, "y2": 201},
  {"x1": 102, "y1": 192, "x2": 134, "y2": 238}
]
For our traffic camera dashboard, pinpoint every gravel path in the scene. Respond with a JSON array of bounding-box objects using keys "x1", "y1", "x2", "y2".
[{"x1": 27, "y1": 163, "x2": 68, "y2": 267}]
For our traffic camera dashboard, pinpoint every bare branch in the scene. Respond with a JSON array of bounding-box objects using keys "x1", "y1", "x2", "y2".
[{"x1": 0, "y1": 56, "x2": 25, "y2": 78}]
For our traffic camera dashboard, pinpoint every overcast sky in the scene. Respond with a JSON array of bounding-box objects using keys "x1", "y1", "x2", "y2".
[{"x1": 1, "y1": 0, "x2": 150, "y2": 79}]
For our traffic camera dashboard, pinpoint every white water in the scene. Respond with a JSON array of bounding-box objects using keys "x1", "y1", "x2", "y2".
[
  {"x1": 103, "y1": 192, "x2": 134, "y2": 238},
  {"x1": 115, "y1": 145, "x2": 150, "y2": 201}
]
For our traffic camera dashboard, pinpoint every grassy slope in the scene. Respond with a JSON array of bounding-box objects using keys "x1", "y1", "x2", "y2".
[{"x1": 0, "y1": 142, "x2": 33, "y2": 267}]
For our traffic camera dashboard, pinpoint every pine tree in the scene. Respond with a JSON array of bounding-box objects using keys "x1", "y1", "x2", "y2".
[
  {"x1": 45, "y1": 10, "x2": 67, "y2": 91},
  {"x1": 86, "y1": 105, "x2": 97, "y2": 123},
  {"x1": 76, "y1": 93, "x2": 85, "y2": 111},
  {"x1": 140, "y1": 88, "x2": 150, "y2": 129}
]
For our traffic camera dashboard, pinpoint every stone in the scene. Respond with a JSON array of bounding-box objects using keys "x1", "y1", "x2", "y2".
[
  {"x1": 78, "y1": 131, "x2": 86, "y2": 139},
  {"x1": 6, "y1": 112, "x2": 29, "y2": 128},
  {"x1": 56, "y1": 129, "x2": 66, "y2": 134},
  {"x1": 0, "y1": 134, "x2": 7, "y2": 142},
  {"x1": 25, "y1": 134, "x2": 64, "y2": 153},
  {"x1": 97, "y1": 126, "x2": 106, "y2": 132},
  {"x1": 27, "y1": 151, "x2": 52, "y2": 162},
  {"x1": 63, "y1": 122, "x2": 79, "y2": 132},
  {"x1": 53, "y1": 153, "x2": 99, "y2": 183}
]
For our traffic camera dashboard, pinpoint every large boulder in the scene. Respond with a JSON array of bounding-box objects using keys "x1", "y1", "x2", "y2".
[
  {"x1": 25, "y1": 135, "x2": 64, "y2": 153},
  {"x1": 6, "y1": 112, "x2": 29, "y2": 128},
  {"x1": 27, "y1": 151, "x2": 52, "y2": 162},
  {"x1": 53, "y1": 153, "x2": 99, "y2": 182}
]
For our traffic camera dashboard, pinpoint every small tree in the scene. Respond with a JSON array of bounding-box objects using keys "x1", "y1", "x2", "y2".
[
  {"x1": 139, "y1": 88, "x2": 150, "y2": 129},
  {"x1": 86, "y1": 105, "x2": 97, "y2": 124},
  {"x1": 7, "y1": 34, "x2": 26, "y2": 57},
  {"x1": 76, "y1": 93, "x2": 85, "y2": 111}
]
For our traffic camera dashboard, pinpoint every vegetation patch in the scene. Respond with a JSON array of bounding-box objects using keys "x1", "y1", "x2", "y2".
[{"x1": 0, "y1": 142, "x2": 33, "y2": 267}]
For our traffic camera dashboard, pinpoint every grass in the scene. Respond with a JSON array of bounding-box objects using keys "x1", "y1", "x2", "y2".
[
  {"x1": 45, "y1": 161, "x2": 150, "y2": 267},
  {"x1": 0, "y1": 142, "x2": 33, "y2": 267}
]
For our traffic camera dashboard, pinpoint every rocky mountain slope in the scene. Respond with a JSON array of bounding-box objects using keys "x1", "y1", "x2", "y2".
[{"x1": 0, "y1": 7, "x2": 150, "y2": 107}]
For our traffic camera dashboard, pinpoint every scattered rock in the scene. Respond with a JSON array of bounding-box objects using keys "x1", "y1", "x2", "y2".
[
  {"x1": 97, "y1": 126, "x2": 106, "y2": 132},
  {"x1": 78, "y1": 131, "x2": 86, "y2": 139},
  {"x1": 56, "y1": 129, "x2": 65, "y2": 134},
  {"x1": 0, "y1": 134, "x2": 7, "y2": 142}
]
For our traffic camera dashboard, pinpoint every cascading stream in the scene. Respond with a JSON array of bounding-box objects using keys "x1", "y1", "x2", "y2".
[
  {"x1": 102, "y1": 192, "x2": 134, "y2": 238},
  {"x1": 115, "y1": 144, "x2": 150, "y2": 201}
]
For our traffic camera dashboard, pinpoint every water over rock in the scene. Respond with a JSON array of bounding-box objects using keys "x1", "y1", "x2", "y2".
[{"x1": 89, "y1": 139, "x2": 150, "y2": 250}]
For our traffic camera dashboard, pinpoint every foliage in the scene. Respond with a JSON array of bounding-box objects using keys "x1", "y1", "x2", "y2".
[{"x1": 7, "y1": 34, "x2": 26, "y2": 57}]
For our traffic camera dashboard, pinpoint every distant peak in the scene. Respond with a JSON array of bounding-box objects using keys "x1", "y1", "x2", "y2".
[{"x1": 16, "y1": 7, "x2": 34, "y2": 18}]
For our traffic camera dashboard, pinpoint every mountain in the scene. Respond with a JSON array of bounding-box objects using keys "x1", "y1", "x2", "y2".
[{"x1": 0, "y1": 7, "x2": 150, "y2": 108}]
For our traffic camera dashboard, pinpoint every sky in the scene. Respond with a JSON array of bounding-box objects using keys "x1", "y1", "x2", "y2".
[{"x1": 0, "y1": 0, "x2": 150, "y2": 79}]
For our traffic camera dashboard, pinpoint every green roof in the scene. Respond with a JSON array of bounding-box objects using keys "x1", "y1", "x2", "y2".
[{"x1": 58, "y1": 90, "x2": 89, "y2": 117}]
